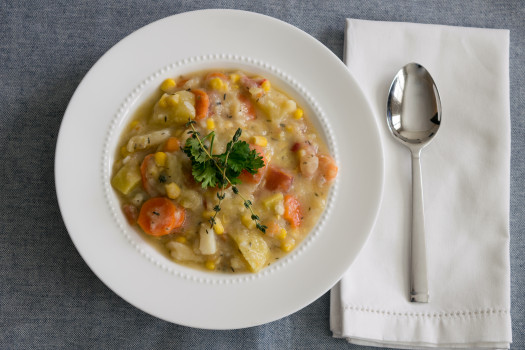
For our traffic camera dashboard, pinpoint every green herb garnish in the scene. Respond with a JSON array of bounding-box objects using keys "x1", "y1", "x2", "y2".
[{"x1": 183, "y1": 120, "x2": 267, "y2": 233}]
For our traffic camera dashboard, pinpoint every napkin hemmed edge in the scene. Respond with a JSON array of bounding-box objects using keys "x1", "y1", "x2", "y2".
[
  {"x1": 345, "y1": 337, "x2": 510, "y2": 350},
  {"x1": 336, "y1": 304, "x2": 511, "y2": 348}
]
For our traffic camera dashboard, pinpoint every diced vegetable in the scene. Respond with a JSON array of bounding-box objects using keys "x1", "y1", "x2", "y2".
[
  {"x1": 137, "y1": 197, "x2": 185, "y2": 236},
  {"x1": 293, "y1": 108, "x2": 304, "y2": 119},
  {"x1": 111, "y1": 162, "x2": 142, "y2": 195},
  {"x1": 230, "y1": 230, "x2": 269, "y2": 273},
  {"x1": 140, "y1": 154, "x2": 156, "y2": 195},
  {"x1": 192, "y1": 89, "x2": 210, "y2": 121},
  {"x1": 261, "y1": 79, "x2": 271, "y2": 92},
  {"x1": 276, "y1": 227, "x2": 287, "y2": 240},
  {"x1": 266, "y1": 222, "x2": 287, "y2": 240},
  {"x1": 209, "y1": 77, "x2": 226, "y2": 91},
  {"x1": 255, "y1": 89, "x2": 291, "y2": 120},
  {"x1": 229, "y1": 73, "x2": 240, "y2": 83},
  {"x1": 283, "y1": 194, "x2": 301, "y2": 228},
  {"x1": 165, "y1": 182, "x2": 181, "y2": 199},
  {"x1": 230, "y1": 256, "x2": 245, "y2": 270},
  {"x1": 165, "y1": 152, "x2": 187, "y2": 187},
  {"x1": 167, "y1": 241, "x2": 203, "y2": 263},
  {"x1": 154, "y1": 152, "x2": 167, "y2": 167},
  {"x1": 318, "y1": 154, "x2": 338, "y2": 182},
  {"x1": 241, "y1": 214, "x2": 256, "y2": 229},
  {"x1": 152, "y1": 91, "x2": 195, "y2": 125},
  {"x1": 126, "y1": 129, "x2": 171, "y2": 153},
  {"x1": 237, "y1": 93, "x2": 256, "y2": 120},
  {"x1": 164, "y1": 137, "x2": 180, "y2": 152},
  {"x1": 199, "y1": 224, "x2": 217, "y2": 255},
  {"x1": 299, "y1": 151, "x2": 319, "y2": 178},
  {"x1": 174, "y1": 236, "x2": 186, "y2": 244},
  {"x1": 179, "y1": 189, "x2": 202, "y2": 209},
  {"x1": 207, "y1": 72, "x2": 228, "y2": 80},
  {"x1": 205, "y1": 260, "x2": 216, "y2": 270},
  {"x1": 281, "y1": 237, "x2": 296, "y2": 252},
  {"x1": 122, "y1": 204, "x2": 138, "y2": 224},
  {"x1": 250, "y1": 136, "x2": 267, "y2": 147},
  {"x1": 160, "y1": 78, "x2": 176, "y2": 92},
  {"x1": 262, "y1": 192, "x2": 284, "y2": 209},
  {"x1": 265, "y1": 166, "x2": 293, "y2": 192},
  {"x1": 213, "y1": 217, "x2": 225, "y2": 235}
]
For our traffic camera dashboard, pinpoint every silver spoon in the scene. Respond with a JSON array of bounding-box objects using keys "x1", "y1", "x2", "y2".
[{"x1": 387, "y1": 63, "x2": 441, "y2": 303}]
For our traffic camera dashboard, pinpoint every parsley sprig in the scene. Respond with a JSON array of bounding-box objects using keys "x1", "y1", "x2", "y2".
[{"x1": 183, "y1": 120, "x2": 267, "y2": 233}]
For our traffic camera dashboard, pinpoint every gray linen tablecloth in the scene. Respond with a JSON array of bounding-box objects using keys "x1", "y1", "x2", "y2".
[{"x1": 1, "y1": 1, "x2": 523, "y2": 349}]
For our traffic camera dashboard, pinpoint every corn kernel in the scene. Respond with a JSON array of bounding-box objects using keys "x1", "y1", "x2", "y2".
[
  {"x1": 160, "y1": 78, "x2": 176, "y2": 92},
  {"x1": 285, "y1": 125, "x2": 293, "y2": 132},
  {"x1": 206, "y1": 118, "x2": 215, "y2": 130},
  {"x1": 205, "y1": 260, "x2": 216, "y2": 270},
  {"x1": 209, "y1": 77, "x2": 225, "y2": 91},
  {"x1": 277, "y1": 228, "x2": 287, "y2": 240},
  {"x1": 230, "y1": 73, "x2": 240, "y2": 83},
  {"x1": 281, "y1": 239, "x2": 295, "y2": 252},
  {"x1": 294, "y1": 108, "x2": 304, "y2": 119},
  {"x1": 175, "y1": 236, "x2": 187, "y2": 244},
  {"x1": 129, "y1": 120, "x2": 139, "y2": 129},
  {"x1": 241, "y1": 214, "x2": 256, "y2": 229},
  {"x1": 120, "y1": 146, "x2": 129, "y2": 157},
  {"x1": 166, "y1": 94, "x2": 180, "y2": 107},
  {"x1": 250, "y1": 136, "x2": 267, "y2": 147},
  {"x1": 213, "y1": 218, "x2": 224, "y2": 235},
  {"x1": 202, "y1": 211, "x2": 215, "y2": 219},
  {"x1": 165, "y1": 182, "x2": 181, "y2": 199},
  {"x1": 261, "y1": 80, "x2": 271, "y2": 92},
  {"x1": 154, "y1": 152, "x2": 167, "y2": 167}
]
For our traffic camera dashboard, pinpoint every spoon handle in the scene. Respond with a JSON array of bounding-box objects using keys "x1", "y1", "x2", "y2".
[{"x1": 410, "y1": 150, "x2": 429, "y2": 303}]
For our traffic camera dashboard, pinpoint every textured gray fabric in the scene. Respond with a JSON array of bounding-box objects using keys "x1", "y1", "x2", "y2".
[{"x1": 1, "y1": 1, "x2": 523, "y2": 349}]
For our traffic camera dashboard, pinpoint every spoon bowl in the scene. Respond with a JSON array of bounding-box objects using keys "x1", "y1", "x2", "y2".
[
  {"x1": 387, "y1": 63, "x2": 441, "y2": 303},
  {"x1": 387, "y1": 63, "x2": 441, "y2": 148}
]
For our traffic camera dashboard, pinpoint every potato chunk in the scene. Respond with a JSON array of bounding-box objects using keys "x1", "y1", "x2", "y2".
[
  {"x1": 166, "y1": 241, "x2": 204, "y2": 263},
  {"x1": 199, "y1": 224, "x2": 217, "y2": 255},
  {"x1": 230, "y1": 230, "x2": 269, "y2": 272},
  {"x1": 111, "y1": 162, "x2": 141, "y2": 195},
  {"x1": 152, "y1": 91, "x2": 196, "y2": 125}
]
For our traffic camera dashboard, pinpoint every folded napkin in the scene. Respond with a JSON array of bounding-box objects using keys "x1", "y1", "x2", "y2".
[{"x1": 330, "y1": 19, "x2": 511, "y2": 349}]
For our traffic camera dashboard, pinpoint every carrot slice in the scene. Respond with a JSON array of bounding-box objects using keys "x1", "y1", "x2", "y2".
[
  {"x1": 265, "y1": 222, "x2": 281, "y2": 238},
  {"x1": 318, "y1": 154, "x2": 338, "y2": 182},
  {"x1": 192, "y1": 89, "x2": 209, "y2": 120},
  {"x1": 206, "y1": 72, "x2": 228, "y2": 81},
  {"x1": 238, "y1": 93, "x2": 256, "y2": 120},
  {"x1": 140, "y1": 154, "x2": 155, "y2": 195},
  {"x1": 238, "y1": 145, "x2": 266, "y2": 184},
  {"x1": 265, "y1": 166, "x2": 293, "y2": 192},
  {"x1": 122, "y1": 204, "x2": 138, "y2": 224},
  {"x1": 164, "y1": 137, "x2": 180, "y2": 152},
  {"x1": 283, "y1": 195, "x2": 302, "y2": 228},
  {"x1": 137, "y1": 197, "x2": 185, "y2": 236}
]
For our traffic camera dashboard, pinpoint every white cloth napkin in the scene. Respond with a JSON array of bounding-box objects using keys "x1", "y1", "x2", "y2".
[{"x1": 330, "y1": 19, "x2": 511, "y2": 349}]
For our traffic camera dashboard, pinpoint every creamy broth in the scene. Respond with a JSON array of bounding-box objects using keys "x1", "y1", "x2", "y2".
[{"x1": 111, "y1": 69, "x2": 337, "y2": 273}]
